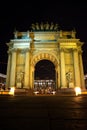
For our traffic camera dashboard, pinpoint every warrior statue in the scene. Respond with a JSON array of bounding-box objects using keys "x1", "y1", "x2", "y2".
[
  {"x1": 31, "y1": 24, "x2": 36, "y2": 31},
  {"x1": 45, "y1": 22, "x2": 50, "y2": 30},
  {"x1": 50, "y1": 22, "x2": 54, "y2": 30},
  {"x1": 40, "y1": 22, "x2": 44, "y2": 30},
  {"x1": 54, "y1": 24, "x2": 59, "y2": 31},
  {"x1": 36, "y1": 23, "x2": 39, "y2": 30}
]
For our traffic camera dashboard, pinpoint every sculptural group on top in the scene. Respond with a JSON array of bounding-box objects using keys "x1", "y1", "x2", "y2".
[{"x1": 31, "y1": 22, "x2": 59, "y2": 31}]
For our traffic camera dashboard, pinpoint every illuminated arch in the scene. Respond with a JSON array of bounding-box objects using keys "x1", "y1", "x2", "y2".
[{"x1": 31, "y1": 53, "x2": 58, "y2": 68}]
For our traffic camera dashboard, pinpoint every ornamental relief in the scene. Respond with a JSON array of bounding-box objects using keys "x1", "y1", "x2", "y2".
[
  {"x1": 32, "y1": 49, "x2": 59, "y2": 56},
  {"x1": 31, "y1": 53, "x2": 58, "y2": 67}
]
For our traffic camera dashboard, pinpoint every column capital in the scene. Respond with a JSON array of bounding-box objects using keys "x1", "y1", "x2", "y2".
[
  {"x1": 72, "y1": 48, "x2": 78, "y2": 52},
  {"x1": 12, "y1": 48, "x2": 17, "y2": 52},
  {"x1": 60, "y1": 48, "x2": 73, "y2": 53},
  {"x1": 60, "y1": 47, "x2": 65, "y2": 52},
  {"x1": 8, "y1": 48, "x2": 17, "y2": 53},
  {"x1": 65, "y1": 48, "x2": 73, "y2": 53},
  {"x1": 17, "y1": 48, "x2": 30, "y2": 53},
  {"x1": 78, "y1": 49, "x2": 83, "y2": 54},
  {"x1": 7, "y1": 50, "x2": 11, "y2": 54},
  {"x1": 24, "y1": 48, "x2": 29, "y2": 53}
]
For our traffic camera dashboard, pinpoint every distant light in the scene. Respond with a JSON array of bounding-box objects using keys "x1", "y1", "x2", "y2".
[
  {"x1": 34, "y1": 91, "x2": 39, "y2": 95},
  {"x1": 74, "y1": 87, "x2": 81, "y2": 96},
  {"x1": 52, "y1": 91, "x2": 56, "y2": 95}
]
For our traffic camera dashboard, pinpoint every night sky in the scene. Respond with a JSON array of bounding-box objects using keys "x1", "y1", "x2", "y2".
[{"x1": 0, "y1": 1, "x2": 87, "y2": 74}]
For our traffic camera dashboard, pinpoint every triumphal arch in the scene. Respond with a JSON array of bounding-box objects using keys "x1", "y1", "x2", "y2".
[{"x1": 6, "y1": 22, "x2": 85, "y2": 91}]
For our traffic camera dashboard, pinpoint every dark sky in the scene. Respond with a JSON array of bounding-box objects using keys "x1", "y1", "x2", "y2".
[{"x1": 0, "y1": 1, "x2": 87, "y2": 74}]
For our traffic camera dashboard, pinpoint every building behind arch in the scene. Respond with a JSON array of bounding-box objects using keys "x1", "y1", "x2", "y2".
[{"x1": 6, "y1": 22, "x2": 85, "y2": 91}]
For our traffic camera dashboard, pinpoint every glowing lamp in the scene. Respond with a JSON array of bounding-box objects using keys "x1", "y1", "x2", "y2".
[
  {"x1": 74, "y1": 87, "x2": 81, "y2": 96},
  {"x1": 9, "y1": 87, "x2": 15, "y2": 95}
]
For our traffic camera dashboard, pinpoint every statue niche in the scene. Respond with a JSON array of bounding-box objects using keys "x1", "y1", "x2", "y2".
[{"x1": 16, "y1": 72, "x2": 24, "y2": 88}]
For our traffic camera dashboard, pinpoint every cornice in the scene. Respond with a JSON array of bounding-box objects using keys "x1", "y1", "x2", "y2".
[{"x1": 11, "y1": 39, "x2": 31, "y2": 43}]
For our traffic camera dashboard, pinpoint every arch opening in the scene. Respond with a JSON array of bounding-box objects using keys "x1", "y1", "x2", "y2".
[{"x1": 34, "y1": 59, "x2": 56, "y2": 93}]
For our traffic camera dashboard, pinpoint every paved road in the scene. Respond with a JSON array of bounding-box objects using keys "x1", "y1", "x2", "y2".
[{"x1": 0, "y1": 95, "x2": 87, "y2": 130}]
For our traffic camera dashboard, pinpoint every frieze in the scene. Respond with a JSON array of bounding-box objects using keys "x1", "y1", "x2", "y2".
[{"x1": 58, "y1": 39, "x2": 79, "y2": 42}]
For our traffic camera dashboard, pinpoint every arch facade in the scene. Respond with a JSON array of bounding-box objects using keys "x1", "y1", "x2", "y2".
[{"x1": 6, "y1": 28, "x2": 85, "y2": 90}]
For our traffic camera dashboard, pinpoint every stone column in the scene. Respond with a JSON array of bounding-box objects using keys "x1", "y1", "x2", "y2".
[
  {"x1": 29, "y1": 64, "x2": 33, "y2": 89},
  {"x1": 32, "y1": 68, "x2": 34, "y2": 88},
  {"x1": 29, "y1": 48, "x2": 33, "y2": 89},
  {"x1": 24, "y1": 48, "x2": 29, "y2": 88},
  {"x1": 55, "y1": 68, "x2": 58, "y2": 89},
  {"x1": 73, "y1": 49, "x2": 81, "y2": 87},
  {"x1": 29, "y1": 35, "x2": 34, "y2": 89},
  {"x1": 29, "y1": 63, "x2": 34, "y2": 89},
  {"x1": 79, "y1": 50, "x2": 85, "y2": 89},
  {"x1": 6, "y1": 52, "x2": 11, "y2": 88},
  {"x1": 58, "y1": 64, "x2": 60, "y2": 88},
  {"x1": 60, "y1": 48, "x2": 66, "y2": 88},
  {"x1": 56, "y1": 67, "x2": 60, "y2": 89},
  {"x1": 10, "y1": 49, "x2": 17, "y2": 87}
]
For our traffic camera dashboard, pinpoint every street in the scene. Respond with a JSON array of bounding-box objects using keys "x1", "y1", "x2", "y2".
[{"x1": 0, "y1": 94, "x2": 87, "y2": 130}]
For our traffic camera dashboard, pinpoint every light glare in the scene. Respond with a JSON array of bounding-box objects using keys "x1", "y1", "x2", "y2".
[
  {"x1": 75, "y1": 87, "x2": 81, "y2": 96},
  {"x1": 9, "y1": 87, "x2": 15, "y2": 95}
]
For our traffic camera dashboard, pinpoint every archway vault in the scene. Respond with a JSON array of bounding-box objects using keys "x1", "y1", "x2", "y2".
[{"x1": 31, "y1": 53, "x2": 58, "y2": 68}]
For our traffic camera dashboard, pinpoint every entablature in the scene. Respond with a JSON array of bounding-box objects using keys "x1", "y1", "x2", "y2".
[{"x1": 58, "y1": 39, "x2": 80, "y2": 43}]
